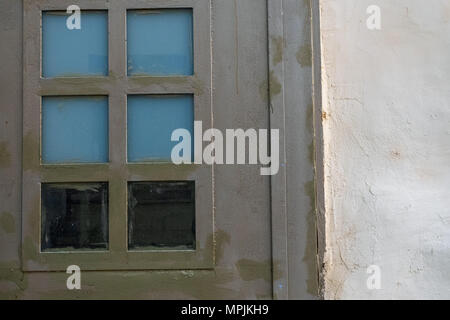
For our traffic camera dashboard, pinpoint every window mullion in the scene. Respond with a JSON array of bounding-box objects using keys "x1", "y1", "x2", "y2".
[{"x1": 108, "y1": 4, "x2": 128, "y2": 254}]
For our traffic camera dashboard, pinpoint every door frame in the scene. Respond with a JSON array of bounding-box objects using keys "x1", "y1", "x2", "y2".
[
  {"x1": 268, "y1": 0, "x2": 324, "y2": 299},
  {"x1": 0, "y1": 0, "x2": 325, "y2": 300}
]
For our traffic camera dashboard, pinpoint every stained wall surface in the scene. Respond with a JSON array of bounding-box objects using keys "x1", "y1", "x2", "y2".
[{"x1": 320, "y1": 0, "x2": 450, "y2": 299}]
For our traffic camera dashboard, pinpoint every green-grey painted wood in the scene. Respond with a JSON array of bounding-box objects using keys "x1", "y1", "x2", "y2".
[{"x1": 0, "y1": 0, "x2": 320, "y2": 299}]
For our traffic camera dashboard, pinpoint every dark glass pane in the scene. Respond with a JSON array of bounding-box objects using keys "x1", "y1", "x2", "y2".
[
  {"x1": 41, "y1": 183, "x2": 108, "y2": 251},
  {"x1": 128, "y1": 181, "x2": 195, "y2": 250}
]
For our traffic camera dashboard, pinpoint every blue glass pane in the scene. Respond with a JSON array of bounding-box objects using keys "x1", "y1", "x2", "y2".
[
  {"x1": 127, "y1": 95, "x2": 194, "y2": 162},
  {"x1": 42, "y1": 11, "x2": 108, "y2": 77},
  {"x1": 42, "y1": 96, "x2": 109, "y2": 163},
  {"x1": 127, "y1": 9, "x2": 193, "y2": 76}
]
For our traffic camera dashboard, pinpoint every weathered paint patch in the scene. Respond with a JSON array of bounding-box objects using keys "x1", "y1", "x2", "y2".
[
  {"x1": 272, "y1": 36, "x2": 284, "y2": 66},
  {"x1": 0, "y1": 211, "x2": 15, "y2": 234},
  {"x1": 306, "y1": 103, "x2": 315, "y2": 164},
  {"x1": 303, "y1": 180, "x2": 319, "y2": 296},
  {"x1": 304, "y1": 0, "x2": 312, "y2": 12},
  {"x1": 236, "y1": 259, "x2": 272, "y2": 282},
  {"x1": 207, "y1": 229, "x2": 230, "y2": 265},
  {"x1": 269, "y1": 71, "x2": 282, "y2": 97},
  {"x1": 271, "y1": 259, "x2": 282, "y2": 281},
  {"x1": 308, "y1": 142, "x2": 315, "y2": 165},
  {"x1": 0, "y1": 262, "x2": 27, "y2": 300},
  {"x1": 0, "y1": 141, "x2": 11, "y2": 168},
  {"x1": 296, "y1": 44, "x2": 312, "y2": 67},
  {"x1": 23, "y1": 236, "x2": 39, "y2": 264}
]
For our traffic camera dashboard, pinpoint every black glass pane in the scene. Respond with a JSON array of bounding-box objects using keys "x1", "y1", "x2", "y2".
[
  {"x1": 128, "y1": 181, "x2": 195, "y2": 250},
  {"x1": 41, "y1": 183, "x2": 108, "y2": 251}
]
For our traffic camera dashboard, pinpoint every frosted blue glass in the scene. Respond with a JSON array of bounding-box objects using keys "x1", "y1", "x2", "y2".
[
  {"x1": 42, "y1": 96, "x2": 109, "y2": 163},
  {"x1": 127, "y1": 9, "x2": 193, "y2": 76},
  {"x1": 42, "y1": 11, "x2": 108, "y2": 77},
  {"x1": 127, "y1": 95, "x2": 194, "y2": 162}
]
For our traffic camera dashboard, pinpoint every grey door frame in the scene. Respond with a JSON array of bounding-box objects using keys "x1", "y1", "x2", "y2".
[{"x1": 268, "y1": 0, "x2": 324, "y2": 299}]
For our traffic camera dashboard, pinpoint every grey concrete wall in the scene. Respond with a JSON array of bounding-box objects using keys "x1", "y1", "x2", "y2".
[{"x1": 320, "y1": 0, "x2": 450, "y2": 299}]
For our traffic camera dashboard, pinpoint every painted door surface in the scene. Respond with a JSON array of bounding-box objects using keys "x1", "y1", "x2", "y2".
[
  {"x1": 14, "y1": 0, "x2": 271, "y2": 299},
  {"x1": 1, "y1": 0, "x2": 319, "y2": 301}
]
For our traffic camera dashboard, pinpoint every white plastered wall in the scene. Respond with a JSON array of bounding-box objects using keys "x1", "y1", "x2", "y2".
[{"x1": 320, "y1": 0, "x2": 450, "y2": 299}]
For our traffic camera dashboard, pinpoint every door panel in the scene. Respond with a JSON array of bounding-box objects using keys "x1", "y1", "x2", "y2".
[
  {"x1": 15, "y1": 0, "x2": 271, "y2": 299},
  {"x1": 212, "y1": 0, "x2": 272, "y2": 299}
]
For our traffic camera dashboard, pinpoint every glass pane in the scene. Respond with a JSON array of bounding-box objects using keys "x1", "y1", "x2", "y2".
[
  {"x1": 41, "y1": 183, "x2": 108, "y2": 251},
  {"x1": 127, "y1": 9, "x2": 193, "y2": 76},
  {"x1": 42, "y1": 11, "x2": 108, "y2": 77},
  {"x1": 128, "y1": 181, "x2": 195, "y2": 250},
  {"x1": 42, "y1": 96, "x2": 109, "y2": 164},
  {"x1": 127, "y1": 95, "x2": 193, "y2": 162}
]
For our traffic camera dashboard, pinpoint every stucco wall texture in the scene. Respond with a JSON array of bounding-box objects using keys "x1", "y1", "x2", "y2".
[{"x1": 320, "y1": 0, "x2": 450, "y2": 299}]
